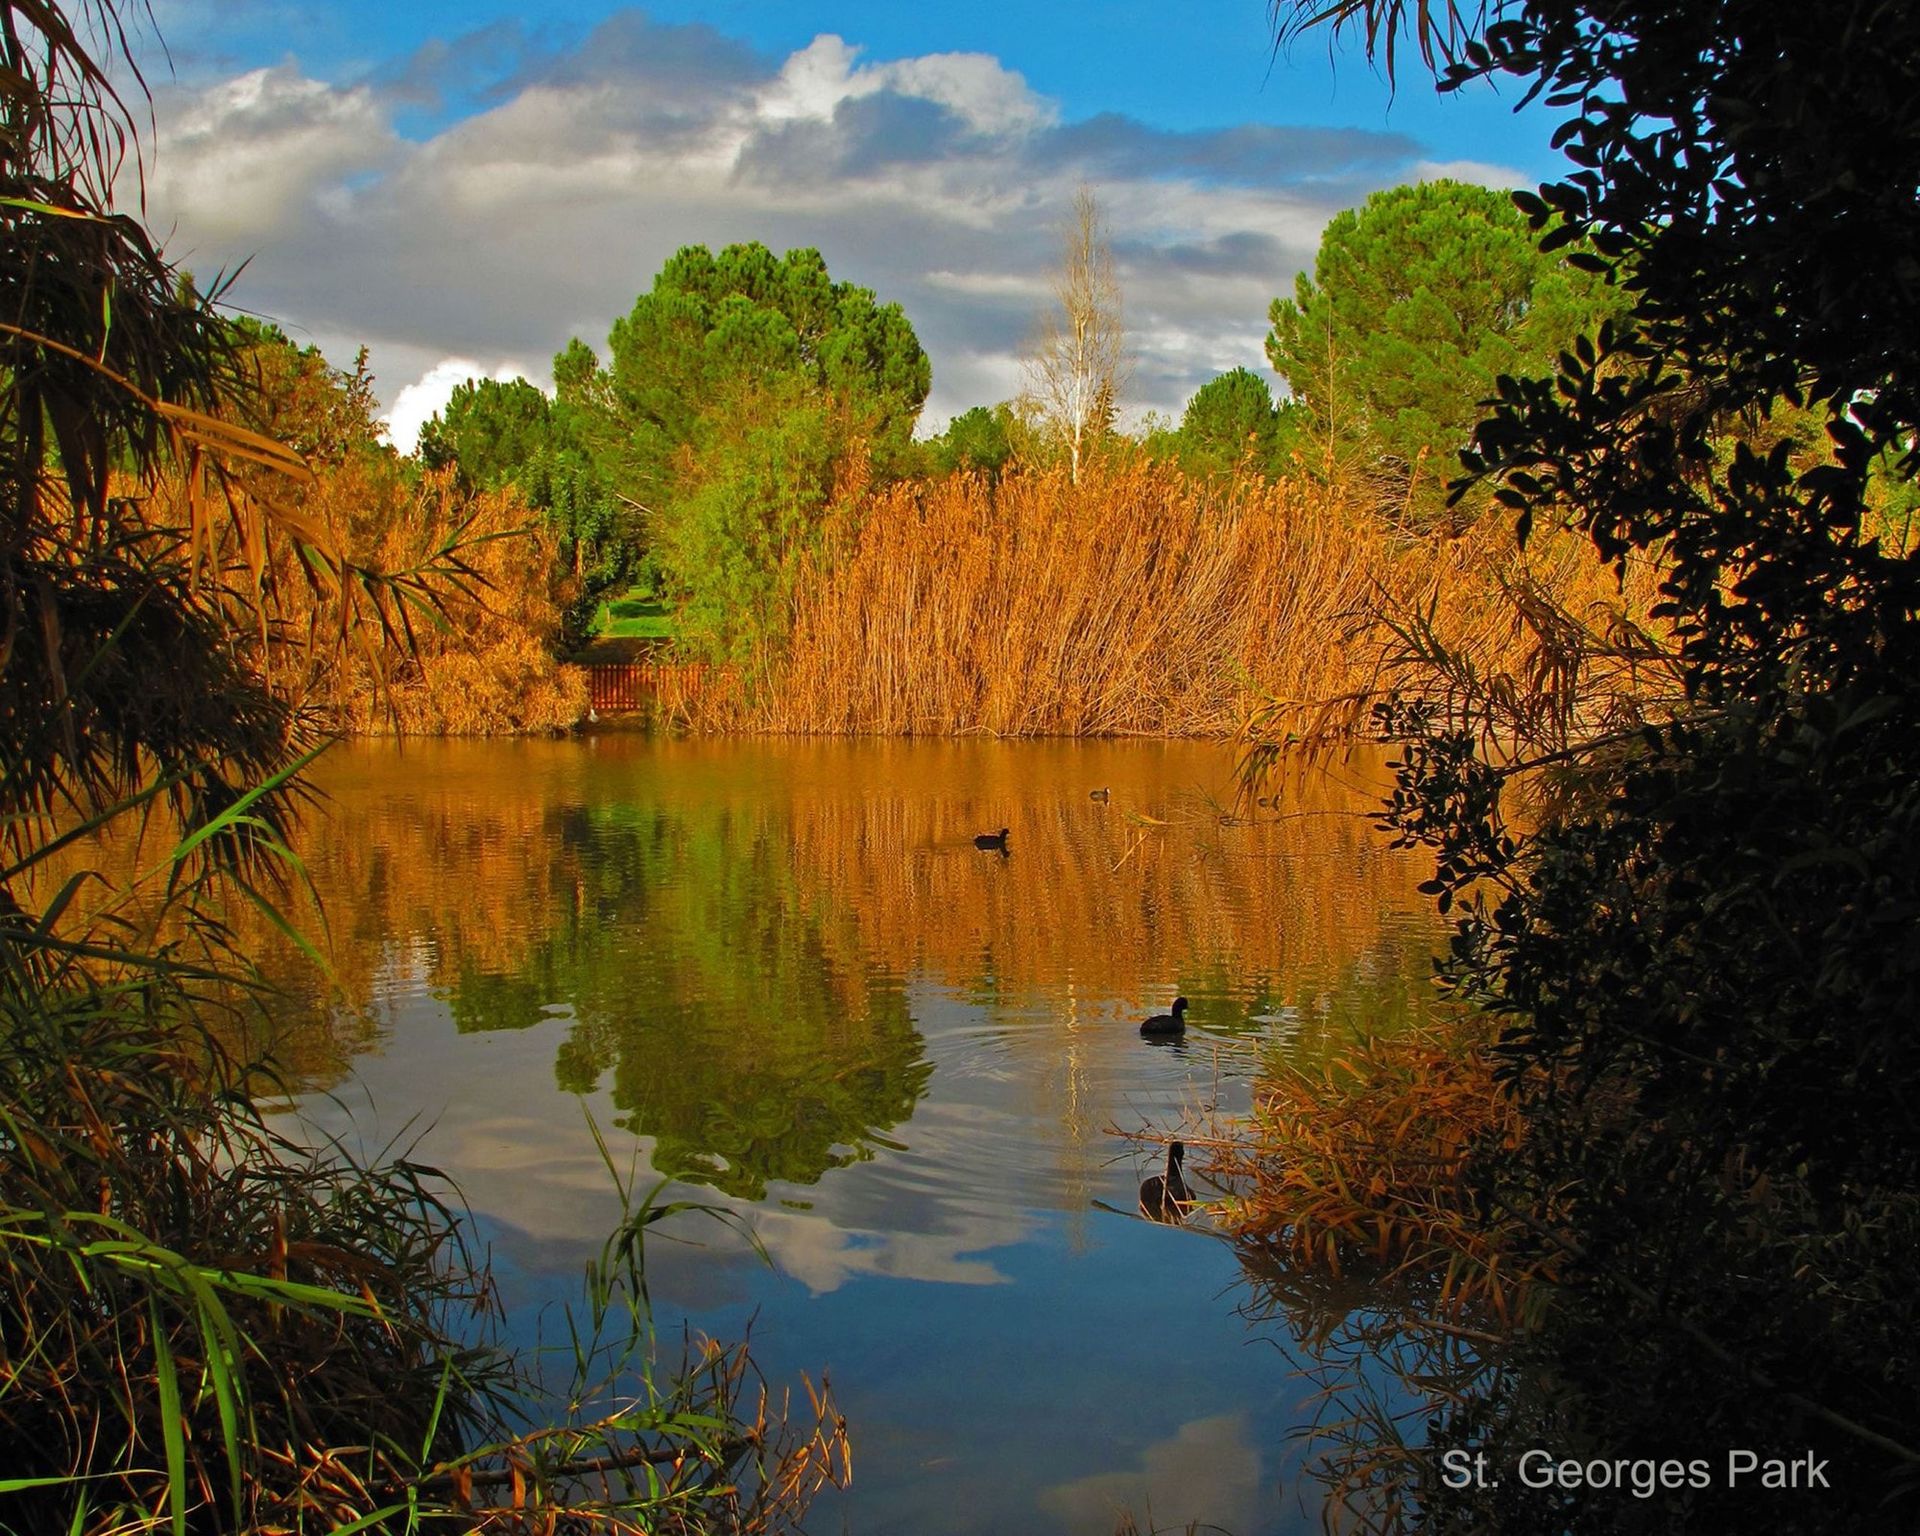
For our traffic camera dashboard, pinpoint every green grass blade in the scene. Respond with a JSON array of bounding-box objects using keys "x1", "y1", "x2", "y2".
[
  {"x1": 184, "y1": 1279, "x2": 247, "y2": 1523},
  {"x1": 169, "y1": 741, "x2": 330, "y2": 863},
  {"x1": 148, "y1": 1291, "x2": 189, "y2": 1536},
  {"x1": 323, "y1": 1502, "x2": 413, "y2": 1535}
]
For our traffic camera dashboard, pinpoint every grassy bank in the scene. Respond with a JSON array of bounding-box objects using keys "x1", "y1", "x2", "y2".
[{"x1": 2, "y1": 797, "x2": 850, "y2": 1532}]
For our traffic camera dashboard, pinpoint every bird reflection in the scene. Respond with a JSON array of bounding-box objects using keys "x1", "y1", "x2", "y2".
[{"x1": 1139, "y1": 1140, "x2": 1192, "y2": 1223}]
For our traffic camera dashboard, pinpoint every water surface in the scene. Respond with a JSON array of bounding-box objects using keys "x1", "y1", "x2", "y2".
[{"x1": 263, "y1": 736, "x2": 1443, "y2": 1534}]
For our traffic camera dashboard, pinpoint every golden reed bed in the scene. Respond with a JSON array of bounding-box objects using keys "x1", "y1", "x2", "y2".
[{"x1": 744, "y1": 461, "x2": 1662, "y2": 740}]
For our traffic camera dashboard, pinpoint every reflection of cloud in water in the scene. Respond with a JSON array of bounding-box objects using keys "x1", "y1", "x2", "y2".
[
  {"x1": 294, "y1": 1005, "x2": 1030, "y2": 1299},
  {"x1": 1038, "y1": 1413, "x2": 1262, "y2": 1536},
  {"x1": 748, "y1": 1205, "x2": 1011, "y2": 1294}
]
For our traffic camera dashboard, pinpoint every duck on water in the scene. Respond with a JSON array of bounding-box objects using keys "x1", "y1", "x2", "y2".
[
  {"x1": 1139, "y1": 996, "x2": 1189, "y2": 1036},
  {"x1": 1139, "y1": 1141, "x2": 1192, "y2": 1223},
  {"x1": 975, "y1": 828, "x2": 1010, "y2": 851}
]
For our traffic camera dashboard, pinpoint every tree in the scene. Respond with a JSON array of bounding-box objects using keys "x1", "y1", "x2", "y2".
[
  {"x1": 417, "y1": 376, "x2": 551, "y2": 486},
  {"x1": 927, "y1": 403, "x2": 1017, "y2": 482},
  {"x1": 1266, "y1": 0, "x2": 1920, "y2": 1526},
  {"x1": 1024, "y1": 186, "x2": 1130, "y2": 484},
  {"x1": 417, "y1": 374, "x2": 636, "y2": 646},
  {"x1": 565, "y1": 242, "x2": 930, "y2": 658},
  {"x1": 1266, "y1": 179, "x2": 1618, "y2": 522},
  {"x1": 1174, "y1": 367, "x2": 1286, "y2": 477}
]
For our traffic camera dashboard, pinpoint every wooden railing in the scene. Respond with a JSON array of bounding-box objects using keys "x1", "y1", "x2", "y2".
[{"x1": 585, "y1": 662, "x2": 735, "y2": 715}]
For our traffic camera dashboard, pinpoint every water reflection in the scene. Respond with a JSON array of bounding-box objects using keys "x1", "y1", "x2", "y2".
[
  {"x1": 253, "y1": 738, "x2": 1433, "y2": 1167},
  {"x1": 228, "y1": 735, "x2": 1446, "y2": 1534},
  {"x1": 450, "y1": 795, "x2": 931, "y2": 1198},
  {"x1": 1040, "y1": 1413, "x2": 1265, "y2": 1536}
]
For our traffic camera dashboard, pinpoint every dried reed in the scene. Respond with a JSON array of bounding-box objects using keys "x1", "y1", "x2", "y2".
[
  {"x1": 1207, "y1": 1013, "x2": 1554, "y2": 1325},
  {"x1": 753, "y1": 460, "x2": 1660, "y2": 740}
]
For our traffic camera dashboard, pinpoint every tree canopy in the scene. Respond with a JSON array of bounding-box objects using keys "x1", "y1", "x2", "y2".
[
  {"x1": 417, "y1": 376, "x2": 551, "y2": 490},
  {"x1": 418, "y1": 374, "x2": 634, "y2": 645},
  {"x1": 1266, "y1": 178, "x2": 1618, "y2": 521},
  {"x1": 1173, "y1": 367, "x2": 1288, "y2": 477},
  {"x1": 926, "y1": 404, "x2": 1017, "y2": 482},
  {"x1": 565, "y1": 242, "x2": 930, "y2": 659},
  {"x1": 603, "y1": 242, "x2": 928, "y2": 487}
]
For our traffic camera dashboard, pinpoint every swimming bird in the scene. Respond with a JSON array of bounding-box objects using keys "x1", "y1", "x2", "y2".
[
  {"x1": 974, "y1": 827, "x2": 1010, "y2": 851},
  {"x1": 1139, "y1": 996, "x2": 1189, "y2": 1036},
  {"x1": 1139, "y1": 1140, "x2": 1192, "y2": 1223},
  {"x1": 1089, "y1": 788, "x2": 1109, "y2": 802}
]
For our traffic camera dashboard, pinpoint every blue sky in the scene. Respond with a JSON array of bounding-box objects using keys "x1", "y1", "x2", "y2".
[{"x1": 137, "y1": 2, "x2": 1558, "y2": 444}]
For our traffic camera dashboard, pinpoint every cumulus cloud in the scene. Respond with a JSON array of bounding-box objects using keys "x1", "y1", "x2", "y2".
[{"x1": 136, "y1": 10, "x2": 1529, "y2": 436}]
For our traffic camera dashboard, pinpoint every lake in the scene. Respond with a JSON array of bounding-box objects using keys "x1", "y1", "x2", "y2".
[{"x1": 262, "y1": 735, "x2": 1444, "y2": 1535}]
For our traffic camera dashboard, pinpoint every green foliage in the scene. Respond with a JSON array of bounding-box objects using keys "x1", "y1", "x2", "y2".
[
  {"x1": 1266, "y1": 179, "x2": 1619, "y2": 523},
  {"x1": 417, "y1": 373, "x2": 638, "y2": 648},
  {"x1": 230, "y1": 318, "x2": 385, "y2": 464},
  {"x1": 665, "y1": 385, "x2": 847, "y2": 661},
  {"x1": 417, "y1": 375, "x2": 550, "y2": 485},
  {"x1": 572, "y1": 242, "x2": 929, "y2": 659},
  {"x1": 1286, "y1": 0, "x2": 1920, "y2": 1526},
  {"x1": 927, "y1": 403, "x2": 1017, "y2": 482},
  {"x1": 0, "y1": 939, "x2": 498, "y2": 1532},
  {"x1": 1173, "y1": 367, "x2": 1286, "y2": 478},
  {"x1": 442, "y1": 797, "x2": 929, "y2": 1201}
]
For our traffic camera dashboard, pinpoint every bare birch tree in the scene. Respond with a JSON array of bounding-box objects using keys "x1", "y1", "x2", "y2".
[{"x1": 1024, "y1": 186, "x2": 1130, "y2": 484}]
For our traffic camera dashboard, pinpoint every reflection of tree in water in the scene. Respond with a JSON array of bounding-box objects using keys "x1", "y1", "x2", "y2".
[
  {"x1": 223, "y1": 738, "x2": 1439, "y2": 1206},
  {"x1": 445, "y1": 802, "x2": 932, "y2": 1201}
]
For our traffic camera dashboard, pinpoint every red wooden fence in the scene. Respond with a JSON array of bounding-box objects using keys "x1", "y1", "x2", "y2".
[{"x1": 585, "y1": 661, "x2": 735, "y2": 714}]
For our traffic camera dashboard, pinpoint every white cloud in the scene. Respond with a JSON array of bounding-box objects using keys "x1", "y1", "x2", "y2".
[
  {"x1": 1412, "y1": 157, "x2": 1528, "y2": 189},
  {"x1": 382, "y1": 357, "x2": 542, "y2": 454},
  {"x1": 136, "y1": 21, "x2": 1502, "y2": 434},
  {"x1": 147, "y1": 65, "x2": 393, "y2": 241},
  {"x1": 757, "y1": 34, "x2": 870, "y2": 123},
  {"x1": 1039, "y1": 1413, "x2": 1264, "y2": 1536}
]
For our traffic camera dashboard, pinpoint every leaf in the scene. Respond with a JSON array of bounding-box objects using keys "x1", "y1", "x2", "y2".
[{"x1": 149, "y1": 1292, "x2": 189, "y2": 1536}]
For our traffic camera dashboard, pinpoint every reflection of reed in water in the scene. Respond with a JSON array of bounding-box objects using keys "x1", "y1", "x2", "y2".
[
  {"x1": 113, "y1": 740, "x2": 1443, "y2": 1198},
  {"x1": 775, "y1": 744, "x2": 1434, "y2": 1008},
  {"x1": 202, "y1": 741, "x2": 1443, "y2": 1059}
]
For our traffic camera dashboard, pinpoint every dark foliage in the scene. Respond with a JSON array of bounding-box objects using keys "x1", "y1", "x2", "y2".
[
  {"x1": 1277, "y1": 0, "x2": 1920, "y2": 1526},
  {"x1": 0, "y1": 7, "x2": 305, "y2": 868}
]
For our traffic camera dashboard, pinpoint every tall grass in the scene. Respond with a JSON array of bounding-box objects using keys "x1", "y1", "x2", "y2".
[
  {"x1": 754, "y1": 460, "x2": 1663, "y2": 739},
  {"x1": 1205, "y1": 1013, "x2": 1552, "y2": 1325},
  {"x1": 0, "y1": 797, "x2": 848, "y2": 1533}
]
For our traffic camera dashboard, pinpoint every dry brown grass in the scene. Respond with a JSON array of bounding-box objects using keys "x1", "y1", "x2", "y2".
[
  {"x1": 139, "y1": 453, "x2": 590, "y2": 737},
  {"x1": 1208, "y1": 1013, "x2": 1555, "y2": 1324},
  {"x1": 752, "y1": 459, "x2": 1665, "y2": 740}
]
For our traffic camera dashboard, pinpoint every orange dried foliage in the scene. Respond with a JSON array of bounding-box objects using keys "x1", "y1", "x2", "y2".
[
  {"x1": 1212, "y1": 1015, "x2": 1557, "y2": 1322},
  {"x1": 143, "y1": 450, "x2": 589, "y2": 736},
  {"x1": 310, "y1": 465, "x2": 587, "y2": 736},
  {"x1": 756, "y1": 459, "x2": 1661, "y2": 740}
]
